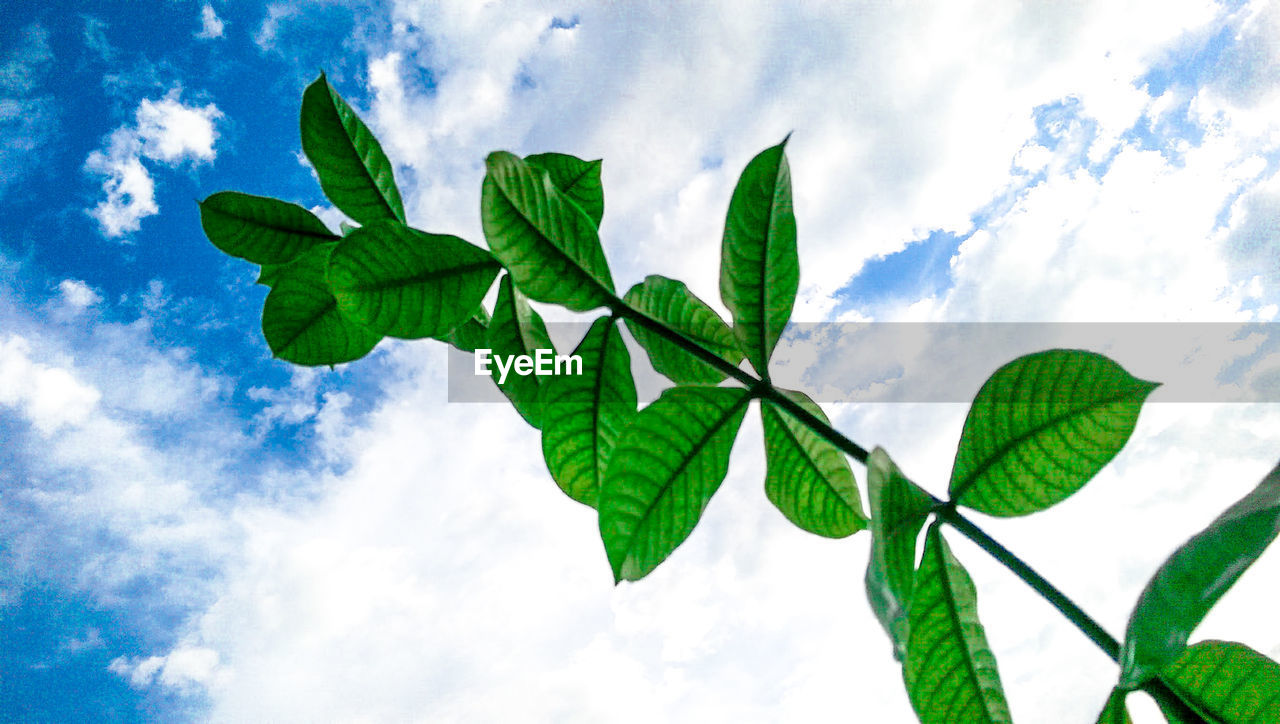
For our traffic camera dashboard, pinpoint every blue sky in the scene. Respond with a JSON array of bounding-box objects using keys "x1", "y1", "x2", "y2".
[{"x1": 3, "y1": 2, "x2": 1280, "y2": 722}]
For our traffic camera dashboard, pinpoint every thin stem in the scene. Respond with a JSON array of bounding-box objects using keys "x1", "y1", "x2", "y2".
[
  {"x1": 605, "y1": 291, "x2": 1198, "y2": 715},
  {"x1": 935, "y1": 505, "x2": 1120, "y2": 660}
]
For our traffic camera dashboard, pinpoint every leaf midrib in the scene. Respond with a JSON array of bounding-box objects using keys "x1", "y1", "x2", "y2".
[
  {"x1": 276, "y1": 297, "x2": 337, "y2": 356},
  {"x1": 315, "y1": 80, "x2": 399, "y2": 221},
  {"x1": 205, "y1": 202, "x2": 339, "y2": 241},
  {"x1": 932, "y1": 528, "x2": 1004, "y2": 722},
  {"x1": 341, "y1": 260, "x2": 499, "y2": 293},
  {"x1": 768, "y1": 401, "x2": 853, "y2": 522},
  {"x1": 624, "y1": 391, "x2": 751, "y2": 566},
  {"x1": 950, "y1": 385, "x2": 1152, "y2": 505}
]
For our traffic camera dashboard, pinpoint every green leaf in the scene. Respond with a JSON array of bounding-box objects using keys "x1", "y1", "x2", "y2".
[
  {"x1": 327, "y1": 220, "x2": 499, "y2": 339},
  {"x1": 525, "y1": 152, "x2": 604, "y2": 228},
  {"x1": 481, "y1": 151, "x2": 614, "y2": 311},
  {"x1": 485, "y1": 274, "x2": 555, "y2": 428},
  {"x1": 719, "y1": 137, "x2": 798, "y2": 379},
  {"x1": 256, "y1": 239, "x2": 337, "y2": 289},
  {"x1": 260, "y1": 243, "x2": 381, "y2": 366},
  {"x1": 865, "y1": 447, "x2": 935, "y2": 661},
  {"x1": 905, "y1": 524, "x2": 1012, "y2": 723},
  {"x1": 540, "y1": 317, "x2": 637, "y2": 507},
  {"x1": 949, "y1": 349, "x2": 1159, "y2": 517},
  {"x1": 599, "y1": 386, "x2": 751, "y2": 582},
  {"x1": 199, "y1": 191, "x2": 338, "y2": 265},
  {"x1": 444, "y1": 309, "x2": 491, "y2": 354},
  {"x1": 1119, "y1": 461, "x2": 1280, "y2": 689},
  {"x1": 1158, "y1": 640, "x2": 1280, "y2": 723},
  {"x1": 1096, "y1": 688, "x2": 1133, "y2": 724},
  {"x1": 623, "y1": 275, "x2": 742, "y2": 384},
  {"x1": 760, "y1": 390, "x2": 866, "y2": 538},
  {"x1": 300, "y1": 73, "x2": 406, "y2": 225}
]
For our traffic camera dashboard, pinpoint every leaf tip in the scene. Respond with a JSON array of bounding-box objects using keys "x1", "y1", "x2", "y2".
[{"x1": 780, "y1": 131, "x2": 793, "y2": 147}]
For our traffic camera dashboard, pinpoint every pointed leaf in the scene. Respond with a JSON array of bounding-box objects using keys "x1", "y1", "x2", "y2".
[
  {"x1": 444, "y1": 309, "x2": 491, "y2": 354},
  {"x1": 905, "y1": 524, "x2": 1012, "y2": 724},
  {"x1": 719, "y1": 137, "x2": 798, "y2": 378},
  {"x1": 949, "y1": 349, "x2": 1159, "y2": 517},
  {"x1": 481, "y1": 151, "x2": 614, "y2": 311},
  {"x1": 1158, "y1": 641, "x2": 1280, "y2": 722},
  {"x1": 525, "y1": 152, "x2": 604, "y2": 228},
  {"x1": 624, "y1": 275, "x2": 742, "y2": 384},
  {"x1": 260, "y1": 244, "x2": 380, "y2": 366},
  {"x1": 760, "y1": 390, "x2": 866, "y2": 537},
  {"x1": 1096, "y1": 688, "x2": 1133, "y2": 724},
  {"x1": 327, "y1": 220, "x2": 500, "y2": 339},
  {"x1": 485, "y1": 275, "x2": 555, "y2": 428},
  {"x1": 541, "y1": 317, "x2": 637, "y2": 507},
  {"x1": 1119, "y1": 460, "x2": 1280, "y2": 689},
  {"x1": 866, "y1": 447, "x2": 935, "y2": 661},
  {"x1": 599, "y1": 386, "x2": 751, "y2": 582},
  {"x1": 199, "y1": 191, "x2": 338, "y2": 265},
  {"x1": 300, "y1": 73, "x2": 405, "y2": 225}
]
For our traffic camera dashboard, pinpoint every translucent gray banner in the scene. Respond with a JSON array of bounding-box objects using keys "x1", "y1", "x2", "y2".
[{"x1": 447, "y1": 322, "x2": 1280, "y2": 403}]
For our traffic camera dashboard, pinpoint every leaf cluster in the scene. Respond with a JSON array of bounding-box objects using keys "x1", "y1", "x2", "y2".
[{"x1": 197, "y1": 73, "x2": 1280, "y2": 722}]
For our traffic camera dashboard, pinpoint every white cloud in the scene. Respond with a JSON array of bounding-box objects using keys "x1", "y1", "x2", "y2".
[
  {"x1": 197, "y1": 4, "x2": 225, "y2": 40},
  {"x1": 135, "y1": 95, "x2": 221, "y2": 162},
  {"x1": 85, "y1": 90, "x2": 221, "y2": 238},
  {"x1": 110, "y1": 646, "x2": 222, "y2": 690},
  {"x1": 254, "y1": 4, "x2": 297, "y2": 52},
  {"x1": 58, "y1": 279, "x2": 102, "y2": 311}
]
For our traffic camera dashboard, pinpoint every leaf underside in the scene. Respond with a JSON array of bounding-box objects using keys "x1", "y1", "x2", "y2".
[
  {"x1": 624, "y1": 274, "x2": 742, "y2": 384},
  {"x1": 1120, "y1": 459, "x2": 1280, "y2": 688},
  {"x1": 866, "y1": 446, "x2": 934, "y2": 661},
  {"x1": 525, "y1": 152, "x2": 604, "y2": 228},
  {"x1": 599, "y1": 386, "x2": 750, "y2": 582},
  {"x1": 328, "y1": 219, "x2": 499, "y2": 339},
  {"x1": 949, "y1": 349, "x2": 1158, "y2": 517},
  {"x1": 199, "y1": 191, "x2": 338, "y2": 265},
  {"x1": 300, "y1": 73, "x2": 405, "y2": 225},
  {"x1": 1158, "y1": 640, "x2": 1280, "y2": 723},
  {"x1": 481, "y1": 151, "x2": 614, "y2": 311},
  {"x1": 486, "y1": 274, "x2": 555, "y2": 428},
  {"x1": 260, "y1": 243, "x2": 381, "y2": 366},
  {"x1": 760, "y1": 391, "x2": 866, "y2": 538},
  {"x1": 905, "y1": 524, "x2": 1012, "y2": 724},
  {"x1": 719, "y1": 138, "x2": 799, "y2": 379},
  {"x1": 541, "y1": 316, "x2": 637, "y2": 507}
]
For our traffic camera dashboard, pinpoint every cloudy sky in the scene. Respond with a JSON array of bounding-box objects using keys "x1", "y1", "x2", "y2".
[{"x1": 3, "y1": 1, "x2": 1280, "y2": 721}]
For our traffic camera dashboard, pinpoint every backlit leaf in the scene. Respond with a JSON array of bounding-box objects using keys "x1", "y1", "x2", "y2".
[
  {"x1": 599, "y1": 386, "x2": 750, "y2": 582},
  {"x1": 300, "y1": 73, "x2": 405, "y2": 225},
  {"x1": 719, "y1": 137, "x2": 798, "y2": 379},
  {"x1": 1159, "y1": 640, "x2": 1280, "y2": 722},
  {"x1": 1096, "y1": 688, "x2": 1133, "y2": 724},
  {"x1": 623, "y1": 275, "x2": 742, "y2": 384},
  {"x1": 481, "y1": 151, "x2": 614, "y2": 311},
  {"x1": 328, "y1": 220, "x2": 499, "y2": 339},
  {"x1": 525, "y1": 152, "x2": 604, "y2": 228},
  {"x1": 1119, "y1": 460, "x2": 1280, "y2": 689},
  {"x1": 199, "y1": 191, "x2": 338, "y2": 265},
  {"x1": 905, "y1": 524, "x2": 1012, "y2": 724},
  {"x1": 865, "y1": 447, "x2": 934, "y2": 661},
  {"x1": 260, "y1": 243, "x2": 380, "y2": 366},
  {"x1": 541, "y1": 317, "x2": 637, "y2": 507},
  {"x1": 760, "y1": 390, "x2": 866, "y2": 537},
  {"x1": 949, "y1": 349, "x2": 1158, "y2": 517},
  {"x1": 485, "y1": 274, "x2": 555, "y2": 428}
]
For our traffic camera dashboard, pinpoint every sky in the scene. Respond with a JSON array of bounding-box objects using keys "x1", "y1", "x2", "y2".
[{"x1": 3, "y1": 0, "x2": 1280, "y2": 721}]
